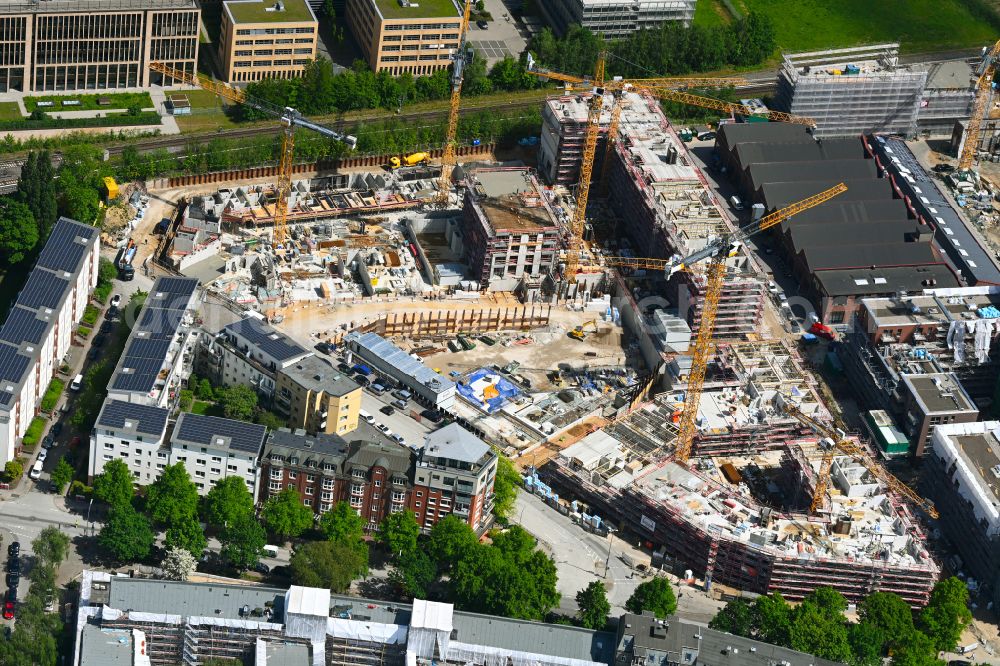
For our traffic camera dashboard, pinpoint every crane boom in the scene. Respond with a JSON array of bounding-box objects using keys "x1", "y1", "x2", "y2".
[
  {"x1": 643, "y1": 86, "x2": 815, "y2": 126},
  {"x1": 959, "y1": 39, "x2": 1000, "y2": 171},
  {"x1": 783, "y1": 403, "x2": 939, "y2": 519},
  {"x1": 149, "y1": 62, "x2": 356, "y2": 246},
  {"x1": 437, "y1": 0, "x2": 473, "y2": 203}
]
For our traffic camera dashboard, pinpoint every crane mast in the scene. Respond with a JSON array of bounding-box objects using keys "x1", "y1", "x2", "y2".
[
  {"x1": 437, "y1": 0, "x2": 473, "y2": 204},
  {"x1": 959, "y1": 39, "x2": 1000, "y2": 172}
]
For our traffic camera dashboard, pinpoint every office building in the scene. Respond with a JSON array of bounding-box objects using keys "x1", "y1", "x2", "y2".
[
  {"x1": 539, "y1": 0, "x2": 695, "y2": 40},
  {"x1": 343, "y1": 331, "x2": 456, "y2": 409},
  {"x1": 539, "y1": 93, "x2": 613, "y2": 186},
  {"x1": 460, "y1": 168, "x2": 563, "y2": 290},
  {"x1": 345, "y1": 0, "x2": 462, "y2": 76},
  {"x1": 773, "y1": 44, "x2": 928, "y2": 138},
  {"x1": 614, "y1": 612, "x2": 843, "y2": 666},
  {"x1": 925, "y1": 421, "x2": 1000, "y2": 607},
  {"x1": 168, "y1": 412, "x2": 267, "y2": 495},
  {"x1": 274, "y1": 355, "x2": 362, "y2": 436},
  {"x1": 75, "y1": 572, "x2": 615, "y2": 666},
  {"x1": 918, "y1": 60, "x2": 976, "y2": 135},
  {"x1": 0, "y1": 0, "x2": 199, "y2": 93},
  {"x1": 198, "y1": 315, "x2": 312, "y2": 407},
  {"x1": 88, "y1": 399, "x2": 170, "y2": 484},
  {"x1": 0, "y1": 217, "x2": 99, "y2": 463},
  {"x1": 260, "y1": 426, "x2": 412, "y2": 527},
  {"x1": 414, "y1": 423, "x2": 497, "y2": 534},
  {"x1": 218, "y1": 0, "x2": 318, "y2": 83},
  {"x1": 899, "y1": 373, "x2": 978, "y2": 457}
]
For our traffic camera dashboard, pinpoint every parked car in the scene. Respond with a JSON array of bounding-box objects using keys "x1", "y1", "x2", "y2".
[
  {"x1": 314, "y1": 342, "x2": 332, "y2": 355},
  {"x1": 2, "y1": 599, "x2": 13, "y2": 620},
  {"x1": 697, "y1": 131, "x2": 716, "y2": 141},
  {"x1": 110, "y1": 294, "x2": 122, "y2": 308},
  {"x1": 391, "y1": 398, "x2": 408, "y2": 410},
  {"x1": 7, "y1": 542, "x2": 19, "y2": 558},
  {"x1": 37, "y1": 449, "x2": 47, "y2": 463},
  {"x1": 476, "y1": 19, "x2": 488, "y2": 29},
  {"x1": 376, "y1": 423, "x2": 390, "y2": 433},
  {"x1": 420, "y1": 409, "x2": 444, "y2": 423},
  {"x1": 6, "y1": 558, "x2": 19, "y2": 575},
  {"x1": 337, "y1": 362, "x2": 352, "y2": 374},
  {"x1": 253, "y1": 562, "x2": 271, "y2": 574},
  {"x1": 354, "y1": 376, "x2": 370, "y2": 388},
  {"x1": 41, "y1": 435, "x2": 54, "y2": 449},
  {"x1": 5, "y1": 572, "x2": 18, "y2": 588},
  {"x1": 933, "y1": 163, "x2": 956, "y2": 173},
  {"x1": 380, "y1": 405, "x2": 395, "y2": 416},
  {"x1": 50, "y1": 422, "x2": 62, "y2": 437},
  {"x1": 93, "y1": 334, "x2": 106, "y2": 347},
  {"x1": 87, "y1": 348, "x2": 100, "y2": 361}
]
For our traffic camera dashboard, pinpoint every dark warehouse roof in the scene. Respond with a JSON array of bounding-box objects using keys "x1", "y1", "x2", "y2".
[
  {"x1": 749, "y1": 159, "x2": 877, "y2": 195},
  {"x1": 761, "y1": 178, "x2": 895, "y2": 211}
]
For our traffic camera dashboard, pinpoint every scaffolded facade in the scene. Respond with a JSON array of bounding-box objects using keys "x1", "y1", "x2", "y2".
[{"x1": 539, "y1": 0, "x2": 695, "y2": 39}]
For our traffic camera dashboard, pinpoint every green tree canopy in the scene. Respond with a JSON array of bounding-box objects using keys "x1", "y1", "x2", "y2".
[
  {"x1": 261, "y1": 487, "x2": 313, "y2": 541},
  {"x1": 389, "y1": 549, "x2": 437, "y2": 599},
  {"x1": 32, "y1": 526, "x2": 70, "y2": 569},
  {"x1": 789, "y1": 595, "x2": 852, "y2": 663},
  {"x1": 201, "y1": 475, "x2": 254, "y2": 529},
  {"x1": 50, "y1": 458, "x2": 74, "y2": 492},
  {"x1": 320, "y1": 500, "x2": 365, "y2": 544},
  {"x1": 378, "y1": 510, "x2": 420, "y2": 559},
  {"x1": 847, "y1": 621, "x2": 887, "y2": 666},
  {"x1": 625, "y1": 577, "x2": 677, "y2": 619},
  {"x1": 290, "y1": 540, "x2": 368, "y2": 593},
  {"x1": 858, "y1": 591, "x2": 914, "y2": 652},
  {"x1": 492, "y1": 456, "x2": 521, "y2": 519},
  {"x1": 427, "y1": 514, "x2": 479, "y2": 571},
  {"x1": 255, "y1": 410, "x2": 286, "y2": 429},
  {"x1": 93, "y1": 458, "x2": 134, "y2": 508},
  {"x1": 99, "y1": 503, "x2": 155, "y2": 562},
  {"x1": 0, "y1": 594, "x2": 61, "y2": 665},
  {"x1": 918, "y1": 576, "x2": 972, "y2": 653},
  {"x1": 220, "y1": 514, "x2": 267, "y2": 570},
  {"x1": 709, "y1": 598, "x2": 754, "y2": 637},
  {"x1": 219, "y1": 384, "x2": 259, "y2": 421},
  {"x1": 16, "y1": 150, "x2": 57, "y2": 240},
  {"x1": 575, "y1": 581, "x2": 611, "y2": 630},
  {"x1": 0, "y1": 199, "x2": 38, "y2": 264},
  {"x1": 146, "y1": 463, "x2": 200, "y2": 527},
  {"x1": 165, "y1": 513, "x2": 208, "y2": 557},
  {"x1": 58, "y1": 182, "x2": 100, "y2": 223},
  {"x1": 751, "y1": 593, "x2": 794, "y2": 647},
  {"x1": 891, "y1": 630, "x2": 944, "y2": 666},
  {"x1": 196, "y1": 378, "x2": 215, "y2": 400}
]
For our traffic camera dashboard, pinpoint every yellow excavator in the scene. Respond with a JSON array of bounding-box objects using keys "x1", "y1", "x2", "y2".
[{"x1": 569, "y1": 320, "x2": 598, "y2": 341}]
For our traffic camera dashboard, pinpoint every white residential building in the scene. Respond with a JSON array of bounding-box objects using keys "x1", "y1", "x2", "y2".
[
  {"x1": 88, "y1": 400, "x2": 170, "y2": 484},
  {"x1": 0, "y1": 218, "x2": 99, "y2": 463},
  {"x1": 169, "y1": 412, "x2": 267, "y2": 495}
]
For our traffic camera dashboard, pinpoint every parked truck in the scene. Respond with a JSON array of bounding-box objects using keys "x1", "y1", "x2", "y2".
[
  {"x1": 115, "y1": 240, "x2": 136, "y2": 281},
  {"x1": 389, "y1": 152, "x2": 429, "y2": 169}
]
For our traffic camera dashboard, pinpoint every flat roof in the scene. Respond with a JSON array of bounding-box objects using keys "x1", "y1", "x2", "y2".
[
  {"x1": 904, "y1": 373, "x2": 977, "y2": 414},
  {"x1": 373, "y1": 0, "x2": 460, "y2": 20},
  {"x1": 954, "y1": 431, "x2": 1000, "y2": 503},
  {"x1": 78, "y1": 626, "x2": 135, "y2": 666},
  {"x1": 282, "y1": 354, "x2": 359, "y2": 397},
  {"x1": 225, "y1": 0, "x2": 314, "y2": 23},
  {"x1": 223, "y1": 317, "x2": 309, "y2": 363},
  {"x1": 96, "y1": 399, "x2": 169, "y2": 437},
  {"x1": 815, "y1": 264, "x2": 958, "y2": 296},
  {"x1": 108, "y1": 576, "x2": 286, "y2": 621},
  {"x1": 173, "y1": 412, "x2": 268, "y2": 454},
  {"x1": 346, "y1": 331, "x2": 455, "y2": 396},
  {"x1": 423, "y1": 422, "x2": 491, "y2": 466},
  {"x1": 479, "y1": 199, "x2": 554, "y2": 231},
  {"x1": 0, "y1": 0, "x2": 195, "y2": 11}
]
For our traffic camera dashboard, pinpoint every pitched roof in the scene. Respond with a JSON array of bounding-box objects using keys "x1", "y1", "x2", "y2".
[
  {"x1": 779, "y1": 198, "x2": 911, "y2": 231},
  {"x1": 748, "y1": 158, "x2": 876, "y2": 194},
  {"x1": 173, "y1": 412, "x2": 268, "y2": 454},
  {"x1": 760, "y1": 178, "x2": 894, "y2": 210},
  {"x1": 422, "y1": 423, "x2": 490, "y2": 466},
  {"x1": 788, "y1": 220, "x2": 924, "y2": 249},
  {"x1": 734, "y1": 136, "x2": 863, "y2": 168},
  {"x1": 96, "y1": 399, "x2": 170, "y2": 437},
  {"x1": 223, "y1": 317, "x2": 309, "y2": 363},
  {"x1": 813, "y1": 264, "x2": 958, "y2": 296},
  {"x1": 802, "y1": 241, "x2": 939, "y2": 271},
  {"x1": 717, "y1": 122, "x2": 814, "y2": 155}
]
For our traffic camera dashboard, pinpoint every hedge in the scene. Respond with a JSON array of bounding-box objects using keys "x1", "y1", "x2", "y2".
[
  {"x1": 0, "y1": 112, "x2": 161, "y2": 131},
  {"x1": 81, "y1": 304, "x2": 101, "y2": 326},
  {"x1": 24, "y1": 92, "x2": 154, "y2": 113},
  {"x1": 39, "y1": 378, "x2": 65, "y2": 413},
  {"x1": 94, "y1": 282, "x2": 113, "y2": 304},
  {"x1": 77, "y1": 325, "x2": 92, "y2": 337},
  {"x1": 22, "y1": 416, "x2": 47, "y2": 448}
]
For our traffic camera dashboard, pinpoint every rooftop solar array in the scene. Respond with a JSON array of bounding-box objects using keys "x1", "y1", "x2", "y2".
[
  {"x1": 346, "y1": 331, "x2": 455, "y2": 393},
  {"x1": 0, "y1": 217, "x2": 98, "y2": 410},
  {"x1": 97, "y1": 399, "x2": 169, "y2": 437},
  {"x1": 224, "y1": 317, "x2": 308, "y2": 363},
  {"x1": 110, "y1": 276, "x2": 199, "y2": 396},
  {"x1": 174, "y1": 412, "x2": 267, "y2": 454}
]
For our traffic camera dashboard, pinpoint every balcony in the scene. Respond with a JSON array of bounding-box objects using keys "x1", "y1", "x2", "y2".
[{"x1": 453, "y1": 504, "x2": 470, "y2": 516}]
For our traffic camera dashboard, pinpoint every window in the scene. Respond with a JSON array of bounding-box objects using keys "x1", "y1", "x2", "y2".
[
  {"x1": 103, "y1": 454, "x2": 113, "y2": 461},
  {"x1": 119, "y1": 452, "x2": 129, "y2": 458},
  {"x1": 305, "y1": 487, "x2": 314, "y2": 495},
  {"x1": 415, "y1": 502, "x2": 422, "y2": 507},
  {"x1": 211, "y1": 468, "x2": 221, "y2": 475},
  {"x1": 158, "y1": 452, "x2": 168, "y2": 459},
  {"x1": 374, "y1": 480, "x2": 381, "y2": 487},
  {"x1": 288, "y1": 471, "x2": 297, "y2": 480},
  {"x1": 228, "y1": 464, "x2": 237, "y2": 472},
  {"x1": 306, "y1": 474, "x2": 315, "y2": 482},
  {"x1": 156, "y1": 463, "x2": 165, "y2": 470},
  {"x1": 104, "y1": 442, "x2": 114, "y2": 450},
  {"x1": 195, "y1": 471, "x2": 205, "y2": 478},
  {"x1": 287, "y1": 483, "x2": 296, "y2": 490},
  {"x1": 321, "y1": 491, "x2": 333, "y2": 500},
  {"x1": 304, "y1": 498, "x2": 313, "y2": 507},
  {"x1": 196, "y1": 458, "x2": 205, "y2": 466},
  {"x1": 373, "y1": 493, "x2": 381, "y2": 500},
  {"x1": 211, "y1": 456, "x2": 222, "y2": 463}
]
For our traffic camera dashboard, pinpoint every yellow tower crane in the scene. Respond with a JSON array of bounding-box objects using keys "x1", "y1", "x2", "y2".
[
  {"x1": 601, "y1": 183, "x2": 848, "y2": 463},
  {"x1": 149, "y1": 62, "x2": 357, "y2": 247},
  {"x1": 782, "y1": 402, "x2": 939, "y2": 518},
  {"x1": 959, "y1": 39, "x2": 1000, "y2": 172},
  {"x1": 437, "y1": 0, "x2": 474, "y2": 204}
]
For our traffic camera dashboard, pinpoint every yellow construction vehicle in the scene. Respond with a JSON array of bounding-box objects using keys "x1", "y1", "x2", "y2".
[
  {"x1": 568, "y1": 320, "x2": 597, "y2": 340},
  {"x1": 959, "y1": 39, "x2": 1000, "y2": 172},
  {"x1": 782, "y1": 403, "x2": 939, "y2": 519},
  {"x1": 436, "y1": 0, "x2": 473, "y2": 204},
  {"x1": 602, "y1": 183, "x2": 848, "y2": 464},
  {"x1": 389, "y1": 152, "x2": 430, "y2": 169},
  {"x1": 149, "y1": 62, "x2": 356, "y2": 247}
]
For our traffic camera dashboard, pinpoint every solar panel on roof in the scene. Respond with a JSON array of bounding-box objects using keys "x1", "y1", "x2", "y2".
[
  {"x1": 0, "y1": 343, "x2": 31, "y2": 384},
  {"x1": 124, "y1": 337, "x2": 172, "y2": 361},
  {"x1": 112, "y1": 357, "x2": 164, "y2": 392},
  {"x1": 36, "y1": 219, "x2": 95, "y2": 273},
  {"x1": 175, "y1": 413, "x2": 267, "y2": 454},
  {"x1": 136, "y1": 307, "x2": 186, "y2": 338},
  {"x1": 0, "y1": 307, "x2": 50, "y2": 345},
  {"x1": 225, "y1": 318, "x2": 307, "y2": 362},
  {"x1": 97, "y1": 400, "x2": 169, "y2": 436},
  {"x1": 19, "y1": 269, "x2": 70, "y2": 310}
]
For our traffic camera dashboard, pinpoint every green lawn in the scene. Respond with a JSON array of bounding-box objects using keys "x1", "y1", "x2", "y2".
[
  {"x1": 739, "y1": 0, "x2": 997, "y2": 52},
  {"x1": 693, "y1": 0, "x2": 732, "y2": 28},
  {"x1": 190, "y1": 400, "x2": 223, "y2": 416},
  {"x1": 39, "y1": 378, "x2": 65, "y2": 414},
  {"x1": 24, "y1": 92, "x2": 154, "y2": 112},
  {"x1": 227, "y1": 0, "x2": 314, "y2": 23},
  {"x1": 174, "y1": 89, "x2": 241, "y2": 133},
  {"x1": 0, "y1": 102, "x2": 21, "y2": 120},
  {"x1": 374, "y1": 0, "x2": 458, "y2": 19}
]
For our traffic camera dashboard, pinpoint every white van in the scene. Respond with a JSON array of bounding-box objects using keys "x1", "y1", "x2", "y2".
[
  {"x1": 29, "y1": 459, "x2": 43, "y2": 480},
  {"x1": 70, "y1": 374, "x2": 83, "y2": 391},
  {"x1": 262, "y1": 545, "x2": 279, "y2": 558},
  {"x1": 729, "y1": 195, "x2": 744, "y2": 210},
  {"x1": 359, "y1": 409, "x2": 375, "y2": 424}
]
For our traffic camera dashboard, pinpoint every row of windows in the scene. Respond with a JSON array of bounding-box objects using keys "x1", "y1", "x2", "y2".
[
  {"x1": 384, "y1": 22, "x2": 460, "y2": 31},
  {"x1": 380, "y1": 55, "x2": 446, "y2": 62},
  {"x1": 382, "y1": 43, "x2": 457, "y2": 52},
  {"x1": 235, "y1": 27, "x2": 314, "y2": 36}
]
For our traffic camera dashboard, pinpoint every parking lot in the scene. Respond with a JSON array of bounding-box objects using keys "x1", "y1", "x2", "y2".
[{"x1": 468, "y1": 40, "x2": 513, "y2": 59}]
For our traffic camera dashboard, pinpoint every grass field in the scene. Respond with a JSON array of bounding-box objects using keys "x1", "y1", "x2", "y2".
[
  {"x1": 25, "y1": 92, "x2": 153, "y2": 112},
  {"x1": 174, "y1": 89, "x2": 241, "y2": 133},
  {"x1": 738, "y1": 0, "x2": 997, "y2": 52},
  {"x1": 0, "y1": 102, "x2": 21, "y2": 120},
  {"x1": 692, "y1": 0, "x2": 732, "y2": 28}
]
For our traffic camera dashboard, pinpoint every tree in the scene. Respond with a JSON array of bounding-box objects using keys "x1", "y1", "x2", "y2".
[
  {"x1": 17, "y1": 151, "x2": 57, "y2": 240},
  {"x1": 751, "y1": 593, "x2": 793, "y2": 647},
  {"x1": 165, "y1": 513, "x2": 208, "y2": 557},
  {"x1": 492, "y1": 455, "x2": 521, "y2": 519},
  {"x1": 427, "y1": 514, "x2": 479, "y2": 571},
  {"x1": 710, "y1": 598, "x2": 754, "y2": 637},
  {"x1": 27, "y1": 563, "x2": 56, "y2": 604},
  {"x1": 3, "y1": 459, "x2": 23, "y2": 482},
  {"x1": 49, "y1": 458, "x2": 73, "y2": 492},
  {"x1": 99, "y1": 504, "x2": 155, "y2": 562},
  {"x1": 0, "y1": 594, "x2": 61, "y2": 666},
  {"x1": 0, "y1": 199, "x2": 38, "y2": 264},
  {"x1": 847, "y1": 622, "x2": 887, "y2": 666},
  {"x1": 93, "y1": 458, "x2": 134, "y2": 507},
  {"x1": 575, "y1": 581, "x2": 611, "y2": 629},
  {"x1": 262, "y1": 487, "x2": 314, "y2": 540},
  {"x1": 162, "y1": 546, "x2": 197, "y2": 581},
  {"x1": 196, "y1": 378, "x2": 215, "y2": 400},
  {"x1": 178, "y1": 389, "x2": 194, "y2": 411},
  {"x1": 255, "y1": 410, "x2": 286, "y2": 429},
  {"x1": 146, "y1": 463, "x2": 200, "y2": 527},
  {"x1": 220, "y1": 514, "x2": 267, "y2": 570},
  {"x1": 98, "y1": 256, "x2": 118, "y2": 285},
  {"x1": 59, "y1": 182, "x2": 100, "y2": 223},
  {"x1": 858, "y1": 591, "x2": 913, "y2": 652},
  {"x1": 290, "y1": 540, "x2": 368, "y2": 592},
  {"x1": 891, "y1": 630, "x2": 944, "y2": 666},
  {"x1": 918, "y1": 576, "x2": 972, "y2": 652},
  {"x1": 201, "y1": 475, "x2": 254, "y2": 529},
  {"x1": 320, "y1": 500, "x2": 365, "y2": 544},
  {"x1": 789, "y1": 596, "x2": 851, "y2": 663},
  {"x1": 219, "y1": 384, "x2": 258, "y2": 421},
  {"x1": 32, "y1": 526, "x2": 70, "y2": 569},
  {"x1": 378, "y1": 510, "x2": 420, "y2": 559},
  {"x1": 625, "y1": 577, "x2": 677, "y2": 619},
  {"x1": 389, "y1": 549, "x2": 437, "y2": 599}
]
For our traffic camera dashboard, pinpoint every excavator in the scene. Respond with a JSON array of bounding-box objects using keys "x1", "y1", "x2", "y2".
[{"x1": 568, "y1": 320, "x2": 598, "y2": 341}]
